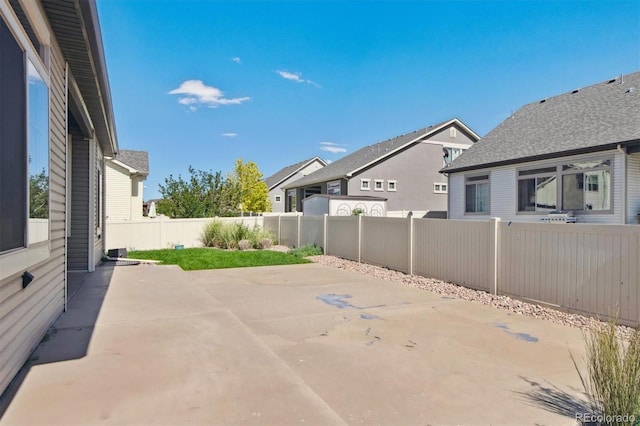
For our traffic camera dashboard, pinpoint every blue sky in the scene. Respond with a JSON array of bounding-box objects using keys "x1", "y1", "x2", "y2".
[{"x1": 96, "y1": 0, "x2": 640, "y2": 201}]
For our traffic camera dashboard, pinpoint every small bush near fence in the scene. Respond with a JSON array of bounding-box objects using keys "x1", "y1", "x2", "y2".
[
  {"x1": 201, "y1": 220, "x2": 276, "y2": 249},
  {"x1": 288, "y1": 244, "x2": 323, "y2": 258}
]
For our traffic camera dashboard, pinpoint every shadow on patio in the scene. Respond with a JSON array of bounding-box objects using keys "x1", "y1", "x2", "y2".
[{"x1": 0, "y1": 264, "x2": 116, "y2": 417}]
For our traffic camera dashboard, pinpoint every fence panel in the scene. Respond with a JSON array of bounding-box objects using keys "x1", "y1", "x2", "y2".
[
  {"x1": 413, "y1": 219, "x2": 492, "y2": 292},
  {"x1": 263, "y1": 216, "x2": 279, "y2": 239},
  {"x1": 326, "y1": 216, "x2": 359, "y2": 261},
  {"x1": 361, "y1": 217, "x2": 409, "y2": 273},
  {"x1": 106, "y1": 216, "x2": 264, "y2": 251},
  {"x1": 499, "y1": 222, "x2": 640, "y2": 326},
  {"x1": 280, "y1": 216, "x2": 299, "y2": 247},
  {"x1": 300, "y1": 216, "x2": 324, "y2": 248}
]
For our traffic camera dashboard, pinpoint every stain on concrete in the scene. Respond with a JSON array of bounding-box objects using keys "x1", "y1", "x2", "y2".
[
  {"x1": 365, "y1": 327, "x2": 382, "y2": 346},
  {"x1": 360, "y1": 313, "x2": 380, "y2": 320},
  {"x1": 494, "y1": 323, "x2": 539, "y2": 343},
  {"x1": 441, "y1": 296, "x2": 456, "y2": 300}
]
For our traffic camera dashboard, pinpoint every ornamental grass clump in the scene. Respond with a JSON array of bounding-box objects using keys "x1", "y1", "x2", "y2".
[
  {"x1": 571, "y1": 316, "x2": 640, "y2": 424},
  {"x1": 201, "y1": 220, "x2": 276, "y2": 250}
]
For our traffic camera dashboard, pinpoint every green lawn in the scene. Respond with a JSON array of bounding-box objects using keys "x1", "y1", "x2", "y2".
[{"x1": 128, "y1": 248, "x2": 309, "y2": 270}]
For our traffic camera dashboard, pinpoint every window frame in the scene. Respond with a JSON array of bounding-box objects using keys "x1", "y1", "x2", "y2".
[
  {"x1": 0, "y1": 7, "x2": 51, "y2": 280},
  {"x1": 516, "y1": 156, "x2": 613, "y2": 215},
  {"x1": 387, "y1": 180, "x2": 397, "y2": 192},
  {"x1": 464, "y1": 173, "x2": 490, "y2": 215},
  {"x1": 275, "y1": 195, "x2": 282, "y2": 203},
  {"x1": 433, "y1": 183, "x2": 448, "y2": 194},
  {"x1": 374, "y1": 179, "x2": 384, "y2": 192},
  {"x1": 360, "y1": 179, "x2": 371, "y2": 191}
]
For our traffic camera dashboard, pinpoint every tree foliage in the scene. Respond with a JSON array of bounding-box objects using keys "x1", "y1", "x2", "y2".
[
  {"x1": 30, "y1": 168, "x2": 49, "y2": 219},
  {"x1": 229, "y1": 159, "x2": 272, "y2": 213},
  {"x1": 157, "y1": 166, "x2": 241, "y2": 218}
]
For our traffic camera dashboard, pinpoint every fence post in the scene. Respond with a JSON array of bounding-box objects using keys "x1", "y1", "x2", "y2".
[
  {"x1": 278, "y1": 215, "x2": 282, "y2": 245},
  {"x1": 323, "y1": 214, "x2": 328, "y2": 254},
  {"x1": 408, "y1": 213, "x2": 414, "y2": 275},
  {"x1": 297, "y1": 214, "x2": 301, "y2": 248},
  {"x1": 489, "y1": 217, "x2": 500, "y2": 295},
  {"x1": 357, "y1": 214, "x2": 362, "y2": 263}
]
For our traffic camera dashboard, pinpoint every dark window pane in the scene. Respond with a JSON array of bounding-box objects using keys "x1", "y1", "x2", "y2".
[
  {"x1": 0, "y1": 18, "x2": 27, "y2": 252},
  {"x1": 518, "y1": 167, "x2": 557, "y2": 176},
  {"x1": 465, "y1": 184, "x2": 476, "y2": 212},
  {"x1": 518, "y1": 179, "x2": 536, "y2": 211}
]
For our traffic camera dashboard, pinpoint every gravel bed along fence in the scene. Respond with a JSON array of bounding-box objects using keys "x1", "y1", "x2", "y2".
[{"x1": 306, "y1": 254, "x2": 636, "y2": 341}]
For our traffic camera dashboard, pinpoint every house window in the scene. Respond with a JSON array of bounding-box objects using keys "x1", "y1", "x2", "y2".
[
  {"x1": 517, "y1": 167, "x2": 557, "y2": 212},
  {"x1": 327, "y1": 180, "x2": 341, "y2": 195},
  {"x1": 465, "y1": 174, "x2": 489, "y2": 214},
  {"x1": 374, "y1": 180, "x2": 384, "y2": 191},
  {"x1": 561, "y1": 159, "x2": 611, "y2": 211},
  {"x1": 387, "y1": 180, "x2": 397, "y2": 191},
  {"x1": 360, "y1": 179, "x2": 371, "y2": 191},
  {"x1": 0, "y1": 15, "x2": 50, "y2": 253},
  {"x1": 434, "y1": 183, "x2": 448, "y2": 194},
  {"x1": 275, "y1": 195, "x2": 282, "y2": 203},
  {"x1": 443, "y1": 147, "x2": 464, "y2": 167},
  {"x1": 516, "y1": 159, "x2": 612, "y2": 213}
]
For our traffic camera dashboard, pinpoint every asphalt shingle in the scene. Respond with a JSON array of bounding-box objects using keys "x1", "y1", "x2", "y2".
[
  {"x1": 443, "y1": 71, "x2": 640, "y2": 173},
  {"x1": 116, "y1": 150, "x2": 149, "y2": 175}
]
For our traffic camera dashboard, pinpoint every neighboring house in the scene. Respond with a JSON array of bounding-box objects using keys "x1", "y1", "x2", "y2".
[
  {"x1": 282, "y1": 119, "x2": 479, "y2": 214},
  {"x1": 442, "y1": 72, "x2": 640, "y2": 224},
  {"x1": 0, "y1": 0, "x2": 118, "y2": 395},
  {"x1": 264, "y1": 157, "x2": 327, "y2": 213},
  {"x1": 106, "y1": 150, "x2": 149, "y2": 220}
]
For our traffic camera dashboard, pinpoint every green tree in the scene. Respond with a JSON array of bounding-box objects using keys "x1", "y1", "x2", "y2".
[
  {"x1": 157, "y1": 166, "x2": 240, "y2": 218},
  {"x1": 229, "y1": 159, "x2": 272, "y2": 213},
  {"x1": 29, "y1": 168, "x2": 49, "y2": 219}
]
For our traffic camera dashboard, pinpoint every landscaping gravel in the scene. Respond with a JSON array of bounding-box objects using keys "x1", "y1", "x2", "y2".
[{"x1": 306, "y1": 254, "x2": 636, "y2": 341}]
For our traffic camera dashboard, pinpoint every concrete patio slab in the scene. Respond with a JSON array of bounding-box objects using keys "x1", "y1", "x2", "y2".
[{"x1": 1, "y1": 262, "x2": 589, "y2": 425}]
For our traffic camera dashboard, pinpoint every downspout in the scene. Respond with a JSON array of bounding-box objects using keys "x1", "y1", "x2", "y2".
[{"x1": 617, "y1": 144, "x2": 627, "y2": 224}]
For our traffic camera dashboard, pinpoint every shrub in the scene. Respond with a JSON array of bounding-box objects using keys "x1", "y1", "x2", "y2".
[
  {"x1": 571, "y1": 317, "x2": 640, "y2": 422},
  {"x1": 201, "y1": 220, "x2": 277, "y2": 250},
  {"x1": 237, "y1": 239, "x2": 252, "y2": 250},
  {"x1": 260, "y1": 238, "x2": 273, "y2": 249},
  {"x1": 288, "y1": 244, "x2": 323, "y2": 258},
  {"x1": 352, "y1": 208, "x2": 365, "y2": 216}
]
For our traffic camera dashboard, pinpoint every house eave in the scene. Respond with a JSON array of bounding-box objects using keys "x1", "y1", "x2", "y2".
[
  {"x1": 268, "y1": 157, "x2": 328, "y2": 190},
  {"x1": 441, "y1": 140, "x2": 640, "y2": 174},
  {"x1": 41, "y1": 0, "x2": 118, "y2": 156}
]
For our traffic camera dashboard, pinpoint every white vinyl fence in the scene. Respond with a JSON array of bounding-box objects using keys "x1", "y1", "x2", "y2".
[
  {"x1": 264, "y1": 215, "x2": 640, "y2": 327},
  {"x1": 106, "y1": 216, "x2": 263, "y2": 251}
]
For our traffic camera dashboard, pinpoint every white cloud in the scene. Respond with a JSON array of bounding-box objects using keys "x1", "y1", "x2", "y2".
[
  {"x1": 320, "y1": 142, "x2": 347, "y2": 154},
  {"x1": 168, "y1": 80, "x2": 250, "y2": 109},
  {"x1": 221, "y1": 132, "x2": 238, "y2": 137},
  {"x1": 276, "y1": 70, "x2": 320, "y2": 87},
  {"x1": 232, "y1": 57, "x2": 241, "y2": 64}
]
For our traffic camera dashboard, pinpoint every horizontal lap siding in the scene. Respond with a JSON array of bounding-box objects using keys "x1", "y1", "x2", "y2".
[
  {"x1": 413, "y1": 219, "x2": 491, "y2": 291},
  {"x1": 0, "y1": 41, "x2": 66, "y2": 394},
  {"x1": 499, "y1": 222, "x2": 640, "y2": 326},
  {"x1": 299, "y1": 216, "x2": 324, "y2": 248},
  {"x1": 326, "y1": 217, "x2": 359, "y2": 261},
  {"x1": 361, "y1": 217, "x2": 409, "y2": 273}
]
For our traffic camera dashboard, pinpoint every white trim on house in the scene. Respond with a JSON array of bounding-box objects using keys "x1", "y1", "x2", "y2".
[
  {"x1": 387, "y1": 180, "x2": 397, "y2": 191},
  {"x1": 433, "y1": 183, "x2": 448, "y2": 194},
  {"x1": 374, "y1": 179, "x2": 384, "y2": 191},
  {"x1": 360, "y1": 178, "x2": 371, "y2": 191},
  {"x1": 268, "y1": 156, "x2": 328, "y2": 190}
]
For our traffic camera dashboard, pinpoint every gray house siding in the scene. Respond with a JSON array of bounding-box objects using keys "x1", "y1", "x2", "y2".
[
  {"x1": 267, "y1": 159, "x2": 326, "y2": 213},
  {"x1": 627, "y1": 154, "x2": 640, "y2": 224},
  {"x1": 68, "y1": 134, "x2": 90, "y2": 271},
  {"x1": 0, "y1": 32, "x2": 67, "y2": 395},
  {"x1": 347, "y1": 142, "x2": 448, "y2": 211}
]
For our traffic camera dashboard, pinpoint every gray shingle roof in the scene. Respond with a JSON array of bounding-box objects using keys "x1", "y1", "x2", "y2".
[
  {"x1": 284, "y1": 119, "x2": 471, "y2": 189},
  {"x1": 264, "y1": 157, "x2": 326, "y2": 189},
  {"x1": 116, "y1": 150, "x2": 149, "y2": 175},
  {"x1": 443, "y1": 71, "x2": 640, "y2": 173}
]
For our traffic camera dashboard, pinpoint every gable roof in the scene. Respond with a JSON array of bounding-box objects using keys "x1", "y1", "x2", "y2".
[
  {"x1": 284, "y1": 118, "x2": 479, "y2": 189},
  {"x1": 112, "y1": 150, "x2": 149, "y2": 176},
  {"x1": 443, "y1": 71, "x2": 640, "y2": 173},
  {"x1": 264, "y1": 157, "x2": 327, "y2": 189}
]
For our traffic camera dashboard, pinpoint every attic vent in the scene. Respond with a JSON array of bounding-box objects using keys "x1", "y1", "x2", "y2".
[
  {"x1": 572, "y1": 89, "x2": 580, "y2": 94},
  {"x1": 539, "y1": 99, "x2": 546, "y2": 103},
  {"x1": 608, "y1": 78, "x2": 616, "y2": 84}
]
